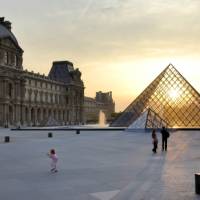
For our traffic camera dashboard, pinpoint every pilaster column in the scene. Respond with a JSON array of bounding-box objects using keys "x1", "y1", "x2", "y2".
[
  {"x1": 15, "y1": 80, "x2": 20, "y2": 101},
  {"x1": 28, "y1": 107, "x2": 32, "y2": 126},
  {"x1": 34, "y1": 108, "x2": 37, "y2": 126},
  {"x1": 14, "y1": 104, "x2": 21, "y2": 126},
  {"x1": 4, "y1": 80, "x2": 8, "y2": 99},
  {"x1": 21, "y1": 105, "x2": 26, "y2": 126},
  {"x1": 40, "y1": 108, "x2": 43, "y2": 125},
  {"x1": 3, "y1": 104, "x2": 8, "y2": 127}
]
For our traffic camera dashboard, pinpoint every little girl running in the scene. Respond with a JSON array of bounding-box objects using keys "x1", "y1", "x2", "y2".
[{"x1": 47, "y1": 149, "x2": 58, "y2": 173}]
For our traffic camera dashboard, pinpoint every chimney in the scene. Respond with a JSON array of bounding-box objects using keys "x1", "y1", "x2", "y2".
[
  {"x1": 0, "y1": 17, "x2": 12, "y2": 31},
  {"x1": 0, "y1": 17, "x2": 5, "y2": 23},
  {"x1": 4, "y1": 21, "x2": 12, "y2": 31}
]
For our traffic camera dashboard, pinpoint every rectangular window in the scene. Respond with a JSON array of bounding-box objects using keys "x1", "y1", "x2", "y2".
[{"x1": 4, "y1": 51, "x2": 8, "y2": 64}]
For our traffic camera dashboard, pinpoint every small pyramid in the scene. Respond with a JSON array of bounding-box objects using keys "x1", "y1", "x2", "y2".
[
  {"x1": 45, "y1": 115, "x2": 60, "y2": 126},
  {"x1": 127, "y1": 108, "x2": 168, "y2": 130},
  {"x1": 111, "y1": 64, "x2": 200, "y2": 128},
  {"x1": 127, "y1": 109, "x2": 148, "y2": 129}
]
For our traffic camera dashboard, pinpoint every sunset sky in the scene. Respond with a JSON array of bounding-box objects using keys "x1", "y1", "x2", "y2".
[{"x1": 1, "y1": 0, "x2": 200, "y2": 111}]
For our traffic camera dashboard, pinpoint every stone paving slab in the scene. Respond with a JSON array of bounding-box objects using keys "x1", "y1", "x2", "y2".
[{"x1": 0, "y1": 129, "x2": 200, "y2": 199}]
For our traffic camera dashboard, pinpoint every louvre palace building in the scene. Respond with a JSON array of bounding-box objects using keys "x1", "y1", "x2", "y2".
[{"x1": 0, "y1": 17, "x2": 84, "y2": 127}]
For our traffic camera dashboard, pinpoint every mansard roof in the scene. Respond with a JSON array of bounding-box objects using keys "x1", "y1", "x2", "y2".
[{"x1": 48, "y1": 61, "x2": 84, "y2": 87}]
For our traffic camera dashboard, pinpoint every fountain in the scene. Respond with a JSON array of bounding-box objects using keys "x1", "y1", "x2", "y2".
[{"x1": 99, "y1": 110, "x2": 106, "y2": 127}]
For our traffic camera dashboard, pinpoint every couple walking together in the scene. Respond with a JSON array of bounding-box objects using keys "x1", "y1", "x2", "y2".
[{"x1": 152, "y1": 127, "x2": 170, "y2": 153}]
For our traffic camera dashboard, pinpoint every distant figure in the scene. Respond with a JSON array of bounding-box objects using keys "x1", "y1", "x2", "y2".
[
  {"x1": 47, "y1": 149, "x2": 58, "y2": 173},
  {"x1": 160, "y1": 127, "x2": 170, "y2": 151},
  {"x1": 152, "y1": 129, "x2": 158, "y2": 153}
]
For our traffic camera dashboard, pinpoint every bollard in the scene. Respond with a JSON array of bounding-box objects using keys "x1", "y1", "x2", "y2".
[
  {"x1": 195, "y1": 173, "x2": 200, "y2": 194},
  {"x1": 48, "y1": 132, "x2": 53, "y2": 138},
  {"x1": 76, "y1": 129, "x2": 80, "y2": 135},
  {"x1": 4, "y1": 136, "x2": 10, "y2": 143}
]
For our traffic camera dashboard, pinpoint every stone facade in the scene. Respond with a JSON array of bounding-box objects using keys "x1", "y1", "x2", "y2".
[
  {"x1": 84, "y1": 91, "x2": 115, "y2": 123},
  {"x1": 0, "y1": 17, "x2": 84, "y2": 127}
]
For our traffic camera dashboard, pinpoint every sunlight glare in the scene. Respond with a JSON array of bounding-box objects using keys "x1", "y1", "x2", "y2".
[{"x1": 168, "y1": 88, "x2": 180, "y2": 101}]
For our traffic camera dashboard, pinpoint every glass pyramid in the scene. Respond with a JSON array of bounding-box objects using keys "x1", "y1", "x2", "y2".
[{"x1": 111, "y1": 64, "x2": 200, "y2": 128}]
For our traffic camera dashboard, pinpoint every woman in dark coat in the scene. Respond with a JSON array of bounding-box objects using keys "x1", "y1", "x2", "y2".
[{"x1": 160, "y1": 127, "x2": 170, "y2": 151}]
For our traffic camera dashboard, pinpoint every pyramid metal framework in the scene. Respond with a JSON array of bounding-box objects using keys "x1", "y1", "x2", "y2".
[{"x1": 111, "y1": 64, "x2": 200, "y2": 128}]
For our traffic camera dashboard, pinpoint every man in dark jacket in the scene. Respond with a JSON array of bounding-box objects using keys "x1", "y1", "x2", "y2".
[{"x1": 160, "y1": 127, "x2": 170, "y2": 151}]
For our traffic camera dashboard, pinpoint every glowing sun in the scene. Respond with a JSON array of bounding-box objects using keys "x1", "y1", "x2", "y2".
[{"x1": 168, "y1": 88, "x2": 180, "y2": 100}]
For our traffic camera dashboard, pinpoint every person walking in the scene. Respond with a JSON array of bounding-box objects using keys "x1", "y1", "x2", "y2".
[
  {"x1": 152, "y1": 129, "x2": 158, "y2": 153},
  {"x1": 47, "y1": 149, "x2": 58, "y2": 173},
  {"x1": 160, "y1": 127, "x2": 170, "y2": 151}
]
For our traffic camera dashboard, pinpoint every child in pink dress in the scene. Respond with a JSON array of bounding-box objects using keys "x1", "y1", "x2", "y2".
[{"x1": 47, "y1": 149, "x2": 58, "y2": 173}]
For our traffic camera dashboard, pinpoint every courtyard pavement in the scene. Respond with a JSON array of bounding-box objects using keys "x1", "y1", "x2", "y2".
[{"x1": 0, "y1": 128, "x2": 200, "y2": 200}]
